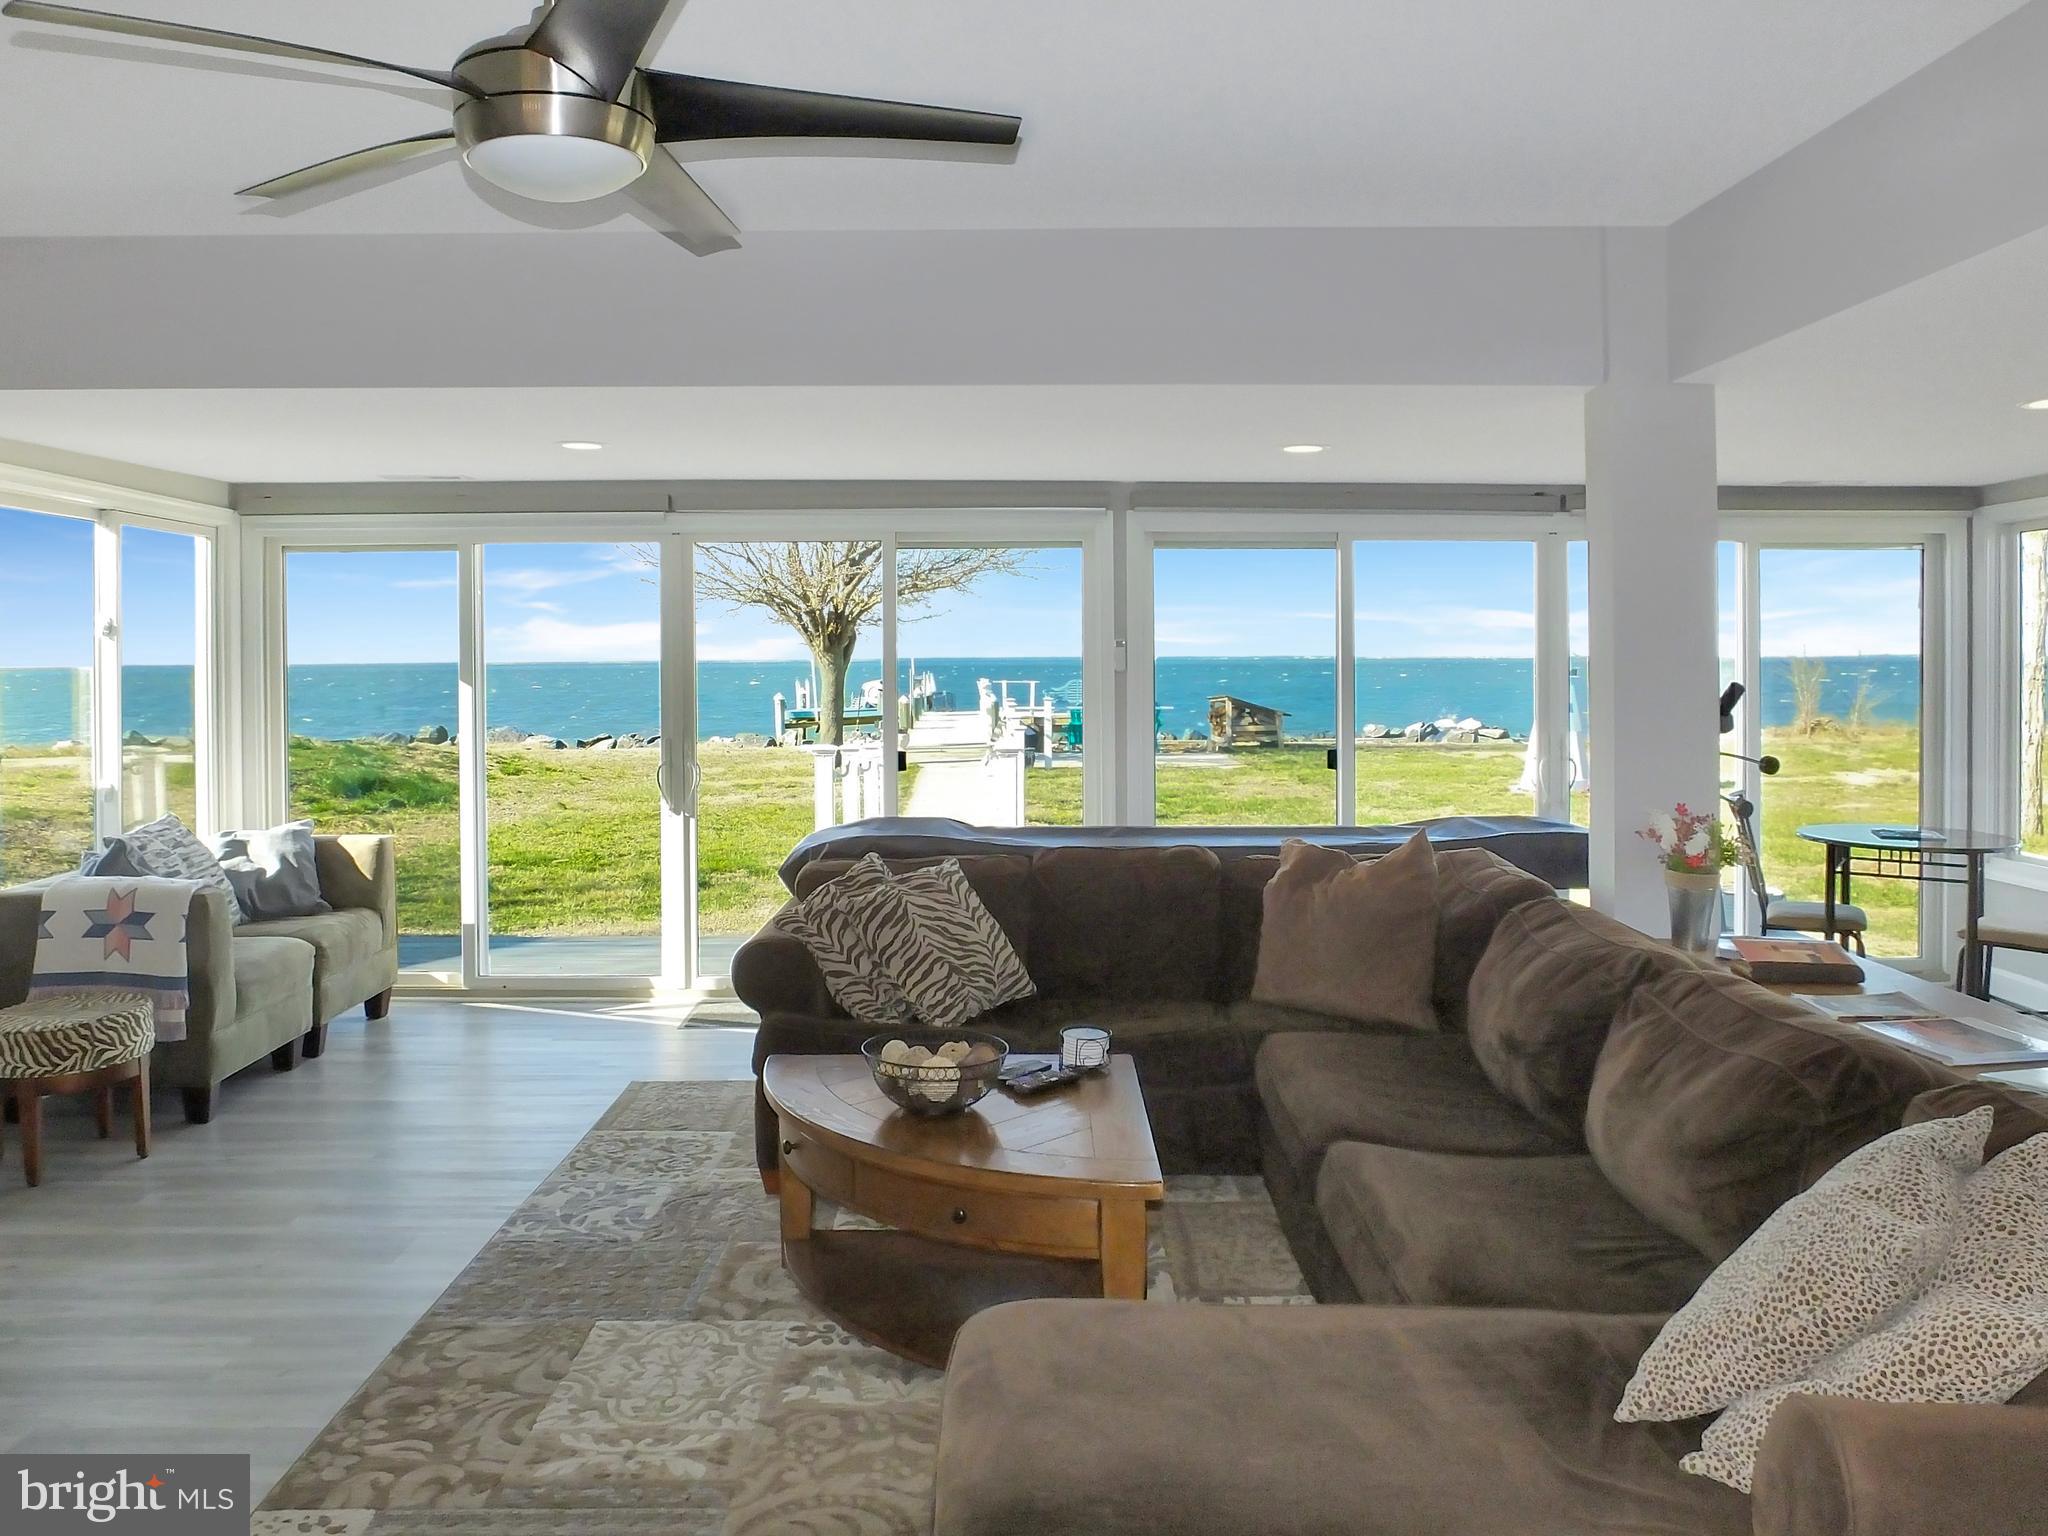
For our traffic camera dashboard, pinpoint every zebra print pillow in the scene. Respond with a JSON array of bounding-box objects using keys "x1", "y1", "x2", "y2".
[
  {"x1": 784, "y1": 854, "x2": 917, "y2": 1025},
  {"x1": 888, "y1": 859, "x2": 1035, "y2": 1028}
]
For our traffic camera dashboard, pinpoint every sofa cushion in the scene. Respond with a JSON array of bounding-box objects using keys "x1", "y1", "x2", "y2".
[
  {"x1": 211, "y1": 820, "x2": 331, "y2": 921},
  {"x1": 1686, "y1": 1131, "x2": 2048, "y2": 1493},
  {"x1": 1619, "y1": 1108, "x2": 1991, "y2": 1425},
  {"x1": 1315, "y1": 1142, "x2": 1713, "y2": 1311},
  {"x1": 934, "y1": 1300, "x2": 1751, "y2": 1536},
  {"x1": 237, "y1": 909, "x2": 383, "y2": 994},
  {"x1": 1466, "y1": 898, "x2": 1691, "y2": 1142},
  {"x1": 1431, "y1": 847, "x2": 1558, "y2": 1029},
  {"x1": 87, "y1": 813, "x2": 244, "y2": 924},
  {"x1": 228, "y1": 933, "x2": 315, "y2": 1020},
  {"x1": 1256, "y1": 1030, "x2": 1573, "y2": 1185},
  {"x1": 1904, "y1": 1080, "x2": 2048, "y2": 1159},
  {"x1": 1217, "y1": 855, "x2": 1280, "y2": 1001},
  {"x1": 1252, "y1": 832, "x2": 1439, "y2": 1032},
  {"x1": 1586, "y1": 966, "x2": 1947, "y2": 1262},
  {"x1": 1025, "y1": 846, "x2": 1220, "y2": 1002},
  {"x1": 988, "y1": 996, "x2": 1242, "y2": 1087},
  {"x1": 886, "y1": 859, "x2": 1036, "y2": 1026},
  {"x1": 782, "y1": 854, "x2": 917, "y2": 1023},
  {"x1": 792, "y1": 853, "x2": 1033, "y2": 961}
]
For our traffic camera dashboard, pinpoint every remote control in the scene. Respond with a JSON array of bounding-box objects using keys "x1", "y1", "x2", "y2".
[{"x1": 1002, "y1": 1064, "x2": 1084, "y2": 1095}]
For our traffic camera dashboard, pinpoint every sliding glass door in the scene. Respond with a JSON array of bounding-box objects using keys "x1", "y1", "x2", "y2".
[
  {"x1": 895, "y1": 542, "x2": 1087, "y2": 829},
  {"x1": 688, "y1": 539, "x2": 882, "y2": 981},
  {"x1": 285, "y1": 549, "x2": 462, "y2": 976},
  {"x1": 480, "y1": 541, "x2": 662, "y2": 977},
  {"x1": 1353, "y1": 540, "x2": 1536, "y2": 825},
  {"x1": 1153, "y1": 545, "x2": 1339, "y2": 825},
  {"x1": 1758, "y1": 545, "x2": 1926, "y2": 958},
  {"x1": 1720, "y1": 534, "x2": 1937, "y2": 961}
]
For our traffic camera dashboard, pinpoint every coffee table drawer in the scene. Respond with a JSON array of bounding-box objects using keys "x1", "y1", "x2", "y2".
[
  {"x1": 850, "y1": 1161, "x2": 1101, "y2": 1257},
  {"x1": 779, "y1": 1121, "x2": 856, "y2": 1205}
]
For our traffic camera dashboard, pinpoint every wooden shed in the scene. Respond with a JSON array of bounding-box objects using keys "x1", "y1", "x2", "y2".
[{"x1": 1208, "y1": 695, "x2": 1288, "y2": 749}]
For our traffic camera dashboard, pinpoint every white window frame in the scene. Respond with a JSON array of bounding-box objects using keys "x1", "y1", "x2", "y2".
[
  {"x1": 1126, "y1": 507, "x2": 1582, "y2": 828},
  {"x1": 1972, "y1": 497, "x2": 2048, "y2": 884},
  {"x1": 1, "y1": 465, "x2": 232, "y2": 857},
  {"x1": 1718, "y1": 513, "x2": 1967, "y2": 974},
  {"x1": 242, "y1": 506, "x2": 1113, "y2": 998}
]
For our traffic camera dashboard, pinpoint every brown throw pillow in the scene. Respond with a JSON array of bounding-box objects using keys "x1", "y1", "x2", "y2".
[{"x1": 1250, "y1": 832, "x2": 1438, "y2": 1031}]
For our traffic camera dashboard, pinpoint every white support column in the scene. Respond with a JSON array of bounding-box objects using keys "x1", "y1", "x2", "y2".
[{"x1": 1586, "y1": 229, "x2": 1721, "y2": 932}]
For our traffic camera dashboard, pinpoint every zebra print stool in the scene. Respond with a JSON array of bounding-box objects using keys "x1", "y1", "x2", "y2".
[{"x1": 0, "y1": 992, "x2": 155, "y2": 1187}]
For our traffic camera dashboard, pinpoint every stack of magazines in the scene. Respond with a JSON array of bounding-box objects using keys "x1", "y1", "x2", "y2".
[{"x1": 1794, "y1": 992, "x2": 2048, "y2": 1068}]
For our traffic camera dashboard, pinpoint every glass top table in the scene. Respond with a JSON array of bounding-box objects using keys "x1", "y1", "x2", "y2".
[{"x1": 1795, "y1": 824, "x2": 2018, "y2": 998}]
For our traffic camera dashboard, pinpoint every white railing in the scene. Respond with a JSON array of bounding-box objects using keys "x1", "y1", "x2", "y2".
[{"x1": 807, "y1": 742, "x2": 885, "y2": 830}]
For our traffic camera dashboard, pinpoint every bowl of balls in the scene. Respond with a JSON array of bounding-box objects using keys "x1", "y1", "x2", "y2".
[{"x1": 862, "y1": 1028, "x2": 1009, "y2": 1116}]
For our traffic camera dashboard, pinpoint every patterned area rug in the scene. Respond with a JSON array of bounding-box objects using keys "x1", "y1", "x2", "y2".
[{"x1": 256, "y1": 1079, "x2": 1310, "y2": 1536}]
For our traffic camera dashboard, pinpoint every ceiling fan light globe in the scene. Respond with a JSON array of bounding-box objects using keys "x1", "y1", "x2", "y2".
[{"x1": 462, "y1": 134, "x2": 646, "y2": 203}]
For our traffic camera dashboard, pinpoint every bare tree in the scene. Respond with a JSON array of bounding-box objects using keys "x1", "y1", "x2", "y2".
[
  {"x1": 652, "y1": 543, "x2": 1027, "y2": 744},
  {"x1": 2023, "y1": 532, "x2": 2048, "y2": 840}
]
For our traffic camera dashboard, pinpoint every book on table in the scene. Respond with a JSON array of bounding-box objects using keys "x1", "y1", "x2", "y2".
[
  {"x1": 1795, "y1": 991, "x2": 2048, "y2": 1068},
  {"x1": 1723, "y1": 937, "x2": 1864, "y2": 984}
]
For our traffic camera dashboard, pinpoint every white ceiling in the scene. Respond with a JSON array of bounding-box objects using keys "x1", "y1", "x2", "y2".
[
  {"x1": 0, "y1": 0, "x2": 2026, "y2": 235},
  {"x1": 1704, "y1": 220, "x2": 2048, "y2": 487},
  {"x1": 0, "y1": 359, "x2": 2032, "y2": 489},
  {"x1": 0, "y1": 385, "x2": 1592, "y2": 484}
]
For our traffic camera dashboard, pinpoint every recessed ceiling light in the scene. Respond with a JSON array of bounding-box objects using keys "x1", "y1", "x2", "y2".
[
  {"x1": 560, "y1": 440, "x2": 605, "y2": 451},
  {"x1": 2024, "y1": 401, "x2": 2048, "y2": 411},
  {"x1": 1281, "y1": 443, "x2": 1326, "y2": 454}
]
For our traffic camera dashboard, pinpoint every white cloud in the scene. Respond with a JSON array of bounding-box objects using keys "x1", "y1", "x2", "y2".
[
  {"x1": 390, "y1": 575, "x2": 457, "y2": 590},
  {"x1": 489, "y1": 615, "x2": 659, "y2": 661},
  {"x1": 698, "y1": 635, "x2": 813, "y2": 663}
]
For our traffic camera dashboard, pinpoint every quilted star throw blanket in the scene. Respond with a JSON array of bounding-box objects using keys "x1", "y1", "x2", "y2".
[{"x1": 30, "y1": 877, "x2": 194, "y2": 1041}]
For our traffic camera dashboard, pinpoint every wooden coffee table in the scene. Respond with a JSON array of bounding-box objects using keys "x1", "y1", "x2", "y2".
[{"x1": 761, "y1": 1052, "x2": 1164, "y2": 1368}]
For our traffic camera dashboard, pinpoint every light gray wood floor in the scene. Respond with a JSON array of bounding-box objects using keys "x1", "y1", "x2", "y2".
[{"x1": 0, "y1": 999, "x2": 757, "y2": 1503}]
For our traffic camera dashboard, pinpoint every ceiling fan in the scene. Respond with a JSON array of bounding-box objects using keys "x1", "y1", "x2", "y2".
[{"x1": 0, "y1": 0, "x2": 1022, "y2": 253}]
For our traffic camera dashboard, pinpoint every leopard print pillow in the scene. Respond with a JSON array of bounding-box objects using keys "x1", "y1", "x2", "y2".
[
  {"x1": 1684, "y1": 1129, "x2": 2048, "y2": 1491},
  {"x1": 1617, "y1": 1108, "x2": 1992, "y2": 1424}
]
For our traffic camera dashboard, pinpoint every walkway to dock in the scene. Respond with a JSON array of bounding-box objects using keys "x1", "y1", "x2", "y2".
[{"x1": 902, "y1": 709, "x2": 1010, "y2": 820}]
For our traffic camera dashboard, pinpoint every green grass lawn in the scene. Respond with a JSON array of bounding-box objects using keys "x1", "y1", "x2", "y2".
[{"x1": 2, "y1": 724, "x2": 1927, "y2": 959}]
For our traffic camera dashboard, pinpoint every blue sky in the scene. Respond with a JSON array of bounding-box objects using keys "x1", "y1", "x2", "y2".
[
  {"x1": 4, "y1": 510, "x2": 1927, "y2": 669},
  {"x1": 1, "y1": 510, "x2": 196, "y2": 668}
]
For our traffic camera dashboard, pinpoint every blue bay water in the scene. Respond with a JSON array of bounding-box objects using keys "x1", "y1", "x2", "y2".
[{"x1": 1, "y1": 656, "x2": 1923, "y2": 746}]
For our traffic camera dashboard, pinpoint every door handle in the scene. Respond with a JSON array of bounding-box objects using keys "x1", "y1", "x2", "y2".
[{"x1": 1326, "y1": 747, "x2": 1339, "y2": 771}]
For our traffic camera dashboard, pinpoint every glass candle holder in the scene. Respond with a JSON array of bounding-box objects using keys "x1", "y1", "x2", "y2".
[{"x1": 1060, "y1": 1026, "x2": 1110, "y2": 1071}]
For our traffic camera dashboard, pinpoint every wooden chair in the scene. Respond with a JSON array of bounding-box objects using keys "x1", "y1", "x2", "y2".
[{"x1": 1726, "y1": 794, "x2": 1869, "y2": 954}]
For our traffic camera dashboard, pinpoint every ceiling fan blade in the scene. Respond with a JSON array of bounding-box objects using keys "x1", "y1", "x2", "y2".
[
  {"x1": 238, "y1": 131, "x2": 456, "y2": 199},
  {"x1": 645, "y1": 72, "x2": 1021, "y2": 146},
  {"x1": 621, "y1": 148, "x2": 739, "y2": 256},
  {"x1": 525, "y1": 0, "x2": 678, "y2": 100},
  {"x1": 0, "y1": 1, "x2": 478, "y2": 95}
]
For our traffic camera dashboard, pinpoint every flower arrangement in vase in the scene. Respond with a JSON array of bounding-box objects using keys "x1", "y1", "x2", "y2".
[{"x1": 1639, "y1": 802, "x2": 1736, "y2": 953}]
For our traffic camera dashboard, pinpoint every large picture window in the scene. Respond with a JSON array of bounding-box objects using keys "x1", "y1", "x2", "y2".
[{"x1": 0, "y1": 507, "x2": 97, "y2": 881}]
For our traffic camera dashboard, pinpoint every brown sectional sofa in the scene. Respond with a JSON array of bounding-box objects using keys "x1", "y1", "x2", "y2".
[
  {"x1": 734, "y1": 838, "x2": 2048, "y2": 1535},
  {"x1": 0, "y1": 834, "x2": 398, "y2": 1121}
]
